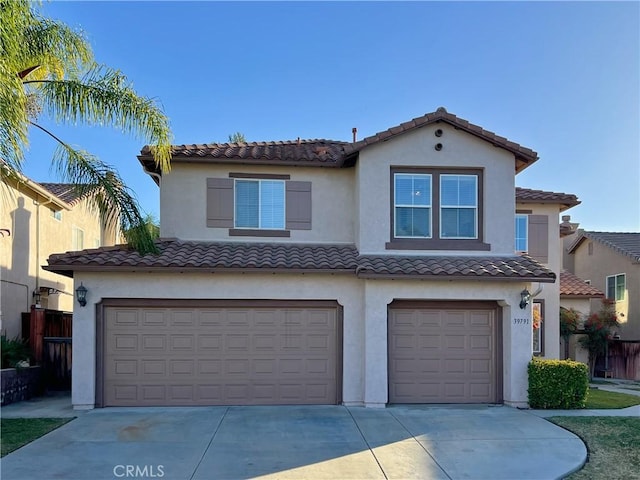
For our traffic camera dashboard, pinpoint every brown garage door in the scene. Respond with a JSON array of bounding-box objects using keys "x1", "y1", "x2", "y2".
[
  {"x1": 388, "y1": 301, "x2": 501, "y2": 404},
  {"x1": 99, "y1": 300, "x2": 341, "y2": 406}
]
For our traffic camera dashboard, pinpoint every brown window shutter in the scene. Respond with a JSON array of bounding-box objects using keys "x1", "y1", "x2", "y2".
[
  {"x1": 206, "y1": 178, "x2": 234, "y2": 228},
  {"x1": 528, "y1": 214, "x2": 548, "y2": 263},
  {"x1": 286, "y1": 181, "x2": 312, "y2": 230}
]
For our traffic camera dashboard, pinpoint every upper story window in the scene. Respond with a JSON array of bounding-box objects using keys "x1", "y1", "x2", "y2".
[
  {"x1": 606, "y1": 273, "x2": 625, "y2": 301},
  {"x1": 50, "y1": 208, "x2": 62, "y2": 221},
  {"x1": 72, "y1": 226, "x2": 84, "y2": 250},
  {"x1": 513, "y1": 212, "x2": 548, "y2": 263},
  {"x1": 235, "y1": 179, "x2": 285, "y2": 230},
  {"x1": 207, "y1": 174, "x2": 311, "y2": 237},
  {"x1": 388, "y1": 168, "x2": 488, "y2": 251},
  {"x1": 440, "y1": 174, "x2": 477, "y2": 239},
  {"x1": 394, "y1": 174, "x2": 432, "y2": 238},
  {"x1": 515, "y1": 214, "x2": 528, "y2": 252}
]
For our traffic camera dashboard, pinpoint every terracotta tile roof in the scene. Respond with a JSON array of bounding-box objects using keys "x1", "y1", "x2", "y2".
[
  {"x1": 139, "y1": 108, "x2": 538, "y2": 177},
  {"x1": 342, "y1": 107, "x2": 538, "y2": 170},
  {"x1": 45, "y1": 240, "x2": 359, "y2": 277},
  {"x1": 357, "y1": 254, "x2": 555, "y2": 282},
  {"x1": 38, "y1": 183, "x2": 86, "y2": 204},
  {"x1": 568, "y1": 231, "x2": 640, "y2": 262},
  {"x1": 139, "y1": 140, "x2": 348, "y2": 175},
  {"x1": 45, "y1": 239, "x2": 555, "y2": 283},
  {"x1": 560, "y1": 270, "x2": 604, "y2": 298},
  {"x1": 516, "y1": 187, "x2": 580, "y2": 210}
]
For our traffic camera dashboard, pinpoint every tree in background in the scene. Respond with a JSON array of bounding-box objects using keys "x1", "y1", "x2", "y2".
[
  {"x1": 579, "y1": 300, "x2": 620, "y2": 379},
  {"x1": 228, "y1": 132, "x2": 246, "y2": 143},
  {"x1": 1, "y1": 0, "x2": 172, "y2": 253}
]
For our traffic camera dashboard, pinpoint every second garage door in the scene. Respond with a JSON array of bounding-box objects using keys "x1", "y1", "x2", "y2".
[
  {"x1": 388, "y1": 301, "x2": 501, "y2": 404},
  {"x1": 99, "y1": 300, "x2": 340, "y2": 407}
]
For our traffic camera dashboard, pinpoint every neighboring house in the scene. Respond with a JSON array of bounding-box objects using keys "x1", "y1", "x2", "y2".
[
  {"x1": 565, "y1": 231, "x2": 640, "y2": 340},
  {"x1": 559, "y1": 269, "x2": 604, "y2": 363},
  {"x1": 48, "y1": 107, "x2": 574, "y2": 410},
  {"x1": 0, "y1": 176, "x2": 118, "y2": 339}
]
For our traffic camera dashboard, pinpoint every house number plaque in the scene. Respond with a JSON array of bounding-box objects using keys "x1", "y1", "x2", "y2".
[{"x1": 513, "y1": 318, "x2": 530, "y2": 325}]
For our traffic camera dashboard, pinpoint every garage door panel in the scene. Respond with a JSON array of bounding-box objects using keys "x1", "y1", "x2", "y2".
[
  {"x1": 389, "y1": 303, "x2": 498, "y2": 404},
  {"x1": 142, "y1": 310, "x2": 166, "y2": 326},
  {"x1": 199, "y1": 310, "x2": 224, "y2": 326},
  {"x1": 198, "y1": 335, "x2": 222, "y2": 350},
  {"x1": 104, "y1": 305, "x2": 338, "y2": 406},
  {"x1": 445, "y1": 335, "x2": 466, "y2": 349}
]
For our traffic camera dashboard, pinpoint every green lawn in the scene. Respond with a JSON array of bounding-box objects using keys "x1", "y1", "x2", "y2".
[
  {"x1": 1, "y1": 418, "x2": 73, "y2": 457},
  {"x1": 549, "y1": 417, "x2": 640, "y2": 479},
  {"x1": 585, "y1": 388, "x2": 640, "y2": 409}
]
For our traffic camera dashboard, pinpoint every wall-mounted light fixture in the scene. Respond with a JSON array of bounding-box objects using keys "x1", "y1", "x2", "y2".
[
  {"x1": 75, "y1": 283, "x2": 88, "y2": 307},
  {"x1": 519, "y1": 289, "x2": 531, "y2": 309},
  {"x1": 32, "y1": 290, "x2": 41, "y2": 305}
]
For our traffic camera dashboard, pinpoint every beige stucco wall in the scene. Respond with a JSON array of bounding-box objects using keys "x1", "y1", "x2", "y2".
[
  {"x1": 1, "y1": 182, "x2": 111, "y2": 338},
  {"x1": 356, "y1": 124, "x2": 517, "y2": 255},
  {"x1": 571, "y1": 239, "x2": 639, "y2": 340},
  {"x1": 159, "y1": 163, "x2": 355, "y2": 243},
  {"x1": 515, "y1": 202, "x2": 564, "y2": 359},
  {"x1": 71, "y1": 271, "x2": 534, "y2": 410}
]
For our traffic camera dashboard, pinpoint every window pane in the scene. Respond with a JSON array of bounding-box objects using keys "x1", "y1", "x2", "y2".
[
  {"x1": 616, "y1": 275, "x2": 625, "y2": 301},
  {"x1": 607, "y1": 276, "x2": 616, "y2": 300},
  {"x1": 458, "y1": 176, "x2": 477, "y2": 206},
  {"x1": 395, "y1": 175, "x2": 414, "y2": 205},
  {"x1": 412, "y1": 176, "x2": 431, "y2": 206},
  {"x1": 441, "y1": 175, "x2": 477, "y2": 207},
  {"x1": 441, "y1": 208, "x2": 476, "y2": 238},
  {"x1": 395, "y1": 207, "x2": 430, "y2": 237},
  {"x1": 395, "y1": 174, "x2": 431, "y2": 206},
  {"x1": 235, "y1": 180, "x2": 259, "y2": 228},
  {"x1": 260, "y1": 181, "x2": 285, "y2": 229},
  {"x1": 440, "y1": 176, "x2": 459, "y2": 205},
  {"x1": 515, "y1": 215, "x2": 528, "y2": 251}
]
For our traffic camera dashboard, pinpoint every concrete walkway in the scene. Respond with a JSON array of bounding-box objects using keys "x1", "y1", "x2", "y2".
[{"x1": 1, "y1": 401, "x2": 585, "y2": 480}]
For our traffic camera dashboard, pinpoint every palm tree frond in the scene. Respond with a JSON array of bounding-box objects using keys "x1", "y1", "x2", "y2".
[
  {"x1": 33, "y1": 65, "x2": 172, "y2": 171},
  {"x1": 51, "y1": 144, "x2": 159, "y2": 254}
]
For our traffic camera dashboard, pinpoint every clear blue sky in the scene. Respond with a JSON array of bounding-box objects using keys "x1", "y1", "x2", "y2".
[{"x1": 23, "y1": 1, "x2": 640, "y2": 232}]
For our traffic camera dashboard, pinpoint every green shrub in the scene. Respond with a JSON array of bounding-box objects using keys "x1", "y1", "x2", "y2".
[
  {"x1": 528, "y1": 358, "x2": 589, "y2": 409},
  {"x1": 1, "y1": 334, "x2": 32, "y2": 369}
]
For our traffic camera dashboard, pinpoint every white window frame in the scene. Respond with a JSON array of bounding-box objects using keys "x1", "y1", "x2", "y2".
[
  {"x1": 439, "y1": 174, "x2": 478, "y2": 239},
  {"x1": 233, "y1": 179, "x2": 285, "y2": 230},
  {"x1": 393, "y1": 173, "x2": 432, "y2": 239},
  {"x1": 606, "y1": 273, "x2": 626, "y2": 302},
  {"x1": 515, "y1": 214, "x2": 528, "y2": 252}
]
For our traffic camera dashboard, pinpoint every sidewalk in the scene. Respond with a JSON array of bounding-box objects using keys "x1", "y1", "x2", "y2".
[{"x1": 1, "y1": 392, "x2": 79, "y2": 419}]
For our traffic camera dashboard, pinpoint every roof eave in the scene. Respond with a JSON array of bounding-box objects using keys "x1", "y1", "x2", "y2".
[
  {"x1": 356, "y1": 272, "x2": 556, "y2": 282},
  {"x1": 5, "y1": 176, "x2": 72, "y2": 210},
  {"x1": 43, "y1": 264, "x2": 356, "y2": 278},
  {"x1": 561, "y1": 293, "x2": 605, "y2": 299}
]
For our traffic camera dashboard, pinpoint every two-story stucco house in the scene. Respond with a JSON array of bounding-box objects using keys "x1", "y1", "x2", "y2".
[
  {"x1": 1, "y1": 175, "x2": 118, "y2": 339},
  {"x1": 47, "y1": 108, "x2": 577, "y2": 410}
]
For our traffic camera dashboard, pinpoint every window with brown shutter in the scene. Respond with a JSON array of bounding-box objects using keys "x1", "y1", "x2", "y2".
[
  {"x1": 206, "y1": 177, "x2": 311, "y2": 236},
  {"x1": 527, "y1": 215, "x2": 549, "y2": 263}
]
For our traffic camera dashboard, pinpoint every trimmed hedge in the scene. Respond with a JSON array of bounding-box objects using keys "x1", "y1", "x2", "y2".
[{"x1": 528, "y1": 358, "x2": 589, "y2": 409}]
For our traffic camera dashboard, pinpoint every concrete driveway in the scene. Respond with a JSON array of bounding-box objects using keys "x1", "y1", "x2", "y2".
[{"x1": 1, "y1": 404, "x2": 585, "y2": 480}]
